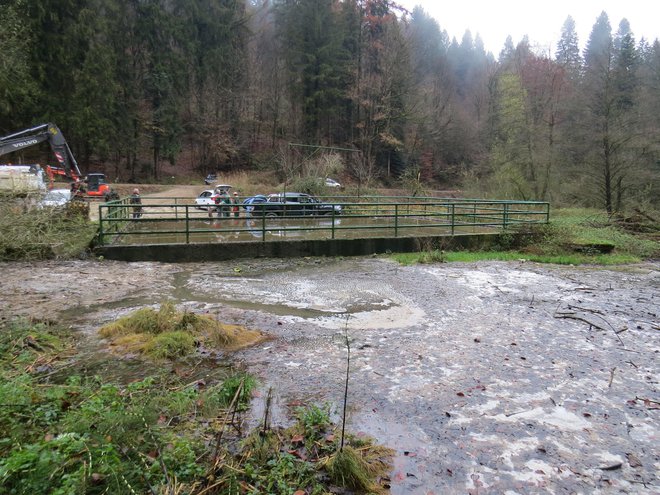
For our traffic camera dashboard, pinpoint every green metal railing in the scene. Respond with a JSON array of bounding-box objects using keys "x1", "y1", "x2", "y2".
[{"x1": 97, "y1": 196, "x2": 550, "y2": 246}]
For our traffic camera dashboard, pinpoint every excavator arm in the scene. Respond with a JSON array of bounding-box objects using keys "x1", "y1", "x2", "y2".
[{"x1": 0, "y1": 123, "x2": 82, "y2": 181}]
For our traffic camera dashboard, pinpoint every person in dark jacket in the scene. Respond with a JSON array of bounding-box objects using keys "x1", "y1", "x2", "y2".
[{"x1": 215, "y1": 191, "x2": 231, "y2": 218}]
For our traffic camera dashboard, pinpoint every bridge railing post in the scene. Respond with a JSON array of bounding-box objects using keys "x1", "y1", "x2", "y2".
[
  {"x1": 394, "y1": 204, "x2": 399, "y2": 237},
  {"x1": 98, "y1": 204, "x2": 104, "y2": 245},
  {"x1": 185, "y1": 205, "x2": 190, "y2": 244},
  {"x1": 262, "y1": 211, "x2": 266, "y2": 241}
]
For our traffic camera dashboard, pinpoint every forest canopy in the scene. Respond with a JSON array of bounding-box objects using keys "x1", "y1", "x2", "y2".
[{"x1": 1, "y1": 0, "x2": 658, "y2": 212}]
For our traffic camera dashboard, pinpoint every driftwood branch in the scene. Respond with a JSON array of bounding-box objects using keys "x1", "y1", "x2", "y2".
[
  {"x1": 340, "y1": 316, "x2": 351, "y2": 452},
  {"x1": 554, "y1": 306, "x2": 625, "y2": 346},
  {"x1": 566, "y1": 304, "x2": 604, "y2": 315}
]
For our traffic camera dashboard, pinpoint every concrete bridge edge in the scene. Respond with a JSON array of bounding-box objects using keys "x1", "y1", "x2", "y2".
[{"x1": 95, "y1": 234, "x2": 501, "y2": 262}]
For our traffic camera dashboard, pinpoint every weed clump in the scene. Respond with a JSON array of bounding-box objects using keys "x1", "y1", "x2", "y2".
[
  {"x1": 99, "y1": 302, "x2": 267, "y2": 359},
  {"x1": 144, "y1": 331, "x2": 195, "y2": 359},
  {"x1": 238, "y1": 403, "x2": 393, "y2": 494},
  {"x1": 418, "y1": 249, "x2": 446, "y2": 264},
  {"x1": 329, "y1": 445, "x2": 373, "y2": 491},
  {"x1": 99, "y1": 303, "x2": 178, "y2": 336},
  {"x1": 215, "y1": 372, "x2": 257, "y2": 409}
]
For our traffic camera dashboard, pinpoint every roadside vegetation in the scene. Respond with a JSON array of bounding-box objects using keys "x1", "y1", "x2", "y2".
[
  {"x1": 393, "y1": 208, "x2": 659, "y2": 266},
  {"x1": 0, "y1": 196, "x2": 96, "y2": 261},
  {"x1": 0, "y1": 318, "x2": 392, "y2": 494}
]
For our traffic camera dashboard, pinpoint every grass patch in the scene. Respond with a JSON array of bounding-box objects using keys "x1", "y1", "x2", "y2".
[
  {"x1": 327, "y1": 442, "x2": 394, "y2": 493},
  {"x1": 143, "y1": 330, "x2": 195, "y2": 359},
  {"x1": 392, "y1": 250, "x2": 641, "y2": 266},
  {"x1": 214, "y1": 372, "x2": 258, "y2": 410},
  {"x1": 0, "y1": 320, "x2": 392, "y2": 495},
  {"x1": 549, "y1": 208, "x2": 658, "y2": 257},
  {"x1": 329, "y1": 446, "x2": 374, "y2": 491},
  {"x1": 100, "y1": 302, "x2": 268, "y2": 359},
  {"x1": 393, "y1": 207, "x2": 659, "y2": 266}
]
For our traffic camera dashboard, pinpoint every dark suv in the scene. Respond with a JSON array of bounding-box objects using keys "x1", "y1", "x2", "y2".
[{"x1": 251, "y1": 192, "x2": 341, "y2": 216}]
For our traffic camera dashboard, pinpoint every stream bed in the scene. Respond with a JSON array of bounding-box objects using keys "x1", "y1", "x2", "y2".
[{"x1": 0, "y1": 257, "x2": 657, "y2": 494}]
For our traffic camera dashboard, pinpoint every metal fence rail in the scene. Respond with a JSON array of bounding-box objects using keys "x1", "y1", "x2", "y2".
[{"x1": 97, "y1": 197, "x2": 550, "y2": 246}]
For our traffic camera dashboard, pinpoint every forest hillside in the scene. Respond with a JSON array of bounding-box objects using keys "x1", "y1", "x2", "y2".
[{"x1": 1, "y1": 0, "x2": 658, "y2": 213}]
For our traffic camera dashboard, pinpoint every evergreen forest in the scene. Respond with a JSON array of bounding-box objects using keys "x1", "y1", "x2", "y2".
[{"x1": 1, "y1": 0, "x2": 659, "y2": 212}]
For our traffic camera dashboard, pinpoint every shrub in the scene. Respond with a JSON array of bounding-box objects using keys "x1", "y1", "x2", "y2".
[{"x1": 0, "y1": 198, "x2": 96, "y2": 261}]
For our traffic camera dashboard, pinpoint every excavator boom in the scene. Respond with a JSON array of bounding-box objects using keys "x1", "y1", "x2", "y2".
[
  {"x1": 0, "y1": 123, "x2": 117, "y2": 199},
  {"x1": 0, "y1": 123, "x2": 82, "y2": 180}
]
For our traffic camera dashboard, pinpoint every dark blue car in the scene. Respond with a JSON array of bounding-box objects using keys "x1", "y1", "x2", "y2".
[{"x1": 242, "y1": 195, "x2": 268, "y2": 212}]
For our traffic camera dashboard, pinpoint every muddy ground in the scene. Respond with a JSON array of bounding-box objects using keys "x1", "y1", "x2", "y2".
[{"x1": 0, "y1": 257, "x2": 657, "y2": 494}]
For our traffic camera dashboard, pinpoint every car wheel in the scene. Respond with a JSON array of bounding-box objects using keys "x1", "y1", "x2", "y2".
[{"x1": 265, "y1": 212, "x2": 278, "y2": 217}]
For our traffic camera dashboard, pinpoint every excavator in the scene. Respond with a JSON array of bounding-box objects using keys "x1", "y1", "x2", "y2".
[{"x1": 0, "y1": 123, "x2": 116, "y2": 199}]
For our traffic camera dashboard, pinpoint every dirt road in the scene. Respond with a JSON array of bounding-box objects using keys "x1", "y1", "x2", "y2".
[
  {"x1": 0, "y1": 257, "x2": 657, "y2": 494},
  {"x1": 88, "y1": 184, "x2": 202, "y2": 221}
]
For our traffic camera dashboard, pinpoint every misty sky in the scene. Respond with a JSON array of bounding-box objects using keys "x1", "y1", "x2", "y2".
[{"x1": 397, "y1": 0, "x2": 660, "y2": 55}]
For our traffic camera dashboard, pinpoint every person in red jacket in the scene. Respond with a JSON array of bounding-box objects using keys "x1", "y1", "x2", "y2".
[{"x1": 231, "y1": 192, "x2": 240, "y2": 217}]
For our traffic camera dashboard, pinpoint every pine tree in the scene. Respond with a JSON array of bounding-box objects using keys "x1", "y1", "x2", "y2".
[
  {"x1": 0, "y1": 0, "x2": 39, "y2": 130},
  {"x1": 276, "y1": 0, "x2": 352, "y2": 144},
  {"x1": 613, "y1": 19, "x2": 639, "y2": 110},
  {"x1": 581, "y1": 11, "x2": 643, "y2": 212},
  {"x1": 555, "y1": 16, "x2": 582, "y2": 80}
]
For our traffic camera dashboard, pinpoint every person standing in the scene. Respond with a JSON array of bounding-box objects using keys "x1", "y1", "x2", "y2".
[
  {"x1": 221, "y1": 190, "x2": 231, "y2": 217},
  {"x1": 214, "y1": 190, "x2": 231, "y2": 218},
  {"x1": 231, "y1": 192, "x2": 240, "y2": 217},
  {"x1": 130, "y1": 188, "x2": 143, "y2": 219}
]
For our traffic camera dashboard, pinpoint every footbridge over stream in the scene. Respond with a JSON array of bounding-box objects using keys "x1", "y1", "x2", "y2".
[{"x1": 94, "y1": 196, "x2": 550, "y2": 262}]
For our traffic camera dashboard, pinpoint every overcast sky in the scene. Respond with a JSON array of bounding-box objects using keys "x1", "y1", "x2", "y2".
[{"x1": 396, "y1": 0, "x2": 660, "y2": 55}]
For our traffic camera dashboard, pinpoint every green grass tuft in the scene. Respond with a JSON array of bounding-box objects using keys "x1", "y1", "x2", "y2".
[
  {"x1": 329, "y1": 446, "x2": 374, "y2": 492},
  {"x1": 143, "y1": 331, "x2": 196, "y2": 359},
  {"x1": 213, "y1": 372, "x2": 258, "y2": 410}
]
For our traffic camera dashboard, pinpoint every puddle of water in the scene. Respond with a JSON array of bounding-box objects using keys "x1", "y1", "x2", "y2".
[
  {"x1": 170, "y1": 270, "x2": 336, "y2": 318},
  {"x1": 183, "y1": 267, "x2": 427, "y2": 327},
  {"x1": 111, "y1": 216, "x2": 491, "y2": 245}
]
